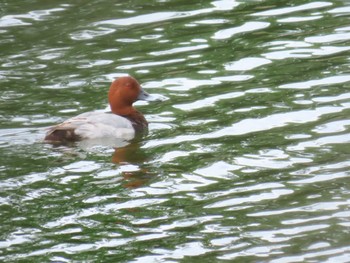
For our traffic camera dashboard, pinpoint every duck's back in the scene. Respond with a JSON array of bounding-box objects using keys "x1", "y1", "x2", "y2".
[{"x1": 44, "y1": 111, "x2": 135, "y2": 143}]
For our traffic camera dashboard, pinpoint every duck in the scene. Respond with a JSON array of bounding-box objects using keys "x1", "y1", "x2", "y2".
[{"x1": 44, "y1": 76, "x2": 157, "y2": 143}]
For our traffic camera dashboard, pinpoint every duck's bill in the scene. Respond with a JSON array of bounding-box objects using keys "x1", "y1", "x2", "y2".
[{"x1": 137, "y1": 88, "x2": 166, "y2": 102}]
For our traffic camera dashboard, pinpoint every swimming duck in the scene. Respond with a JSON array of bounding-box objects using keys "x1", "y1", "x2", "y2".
[{"x1": 44, "y1": 76, "x2": 156, "y2": 143}]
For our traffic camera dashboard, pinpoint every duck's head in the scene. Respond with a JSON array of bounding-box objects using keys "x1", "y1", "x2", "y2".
[{"x1": 108, "y1": 76, "x2": 155, "y2": 115}]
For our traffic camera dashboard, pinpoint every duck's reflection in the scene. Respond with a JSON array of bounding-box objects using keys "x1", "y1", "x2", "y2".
[
  {"x1": 45, "y1": 136, "x2": 154, "y2": 189},
  {"x1": 112, "y1": 141, "x2": 153, "y2": 189},
  {"x1": 112, "y1": 141, "x2": 146, "y2": 164}
]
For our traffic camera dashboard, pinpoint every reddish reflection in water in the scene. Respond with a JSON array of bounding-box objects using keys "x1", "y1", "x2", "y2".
[
  {"x1": 112, "y1": 142, "x2": 154, "y2": 189},
  {"x1": 111, "y1": 142, "x2": 146, "y2": 164}
]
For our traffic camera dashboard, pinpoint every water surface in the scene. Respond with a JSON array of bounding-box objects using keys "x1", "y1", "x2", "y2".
[{"x1": 1, "y1": 0, "x2": 350, "y2": 262}]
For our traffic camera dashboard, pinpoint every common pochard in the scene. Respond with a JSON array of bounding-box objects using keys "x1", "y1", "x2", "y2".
[{"x1": 44, "y1": 76, "x2": 157, "y2": 143}]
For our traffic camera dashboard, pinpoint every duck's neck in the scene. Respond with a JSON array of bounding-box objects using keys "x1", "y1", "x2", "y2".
[
  {"x1": 111, "y1": 106, "x2": 148, "y2": 132},
  {"x1": 111, "y1": 105, "x2": 135, "y2": 116}
]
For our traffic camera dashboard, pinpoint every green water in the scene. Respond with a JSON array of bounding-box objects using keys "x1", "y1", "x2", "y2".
[{"x1": 1, "y1": 0, "x2": 350, "y2": 262}]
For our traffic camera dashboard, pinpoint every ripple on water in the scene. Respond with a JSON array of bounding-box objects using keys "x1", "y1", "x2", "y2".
[
  {"x1": 212, "y1": 21, "x2": 270, "y2": 40},
  {"x1": 0, "y1": 7, "x2": 66, "y2": 28},
  {"x1": 251, "y1": 1, "x2": 333, "y2": 17}
]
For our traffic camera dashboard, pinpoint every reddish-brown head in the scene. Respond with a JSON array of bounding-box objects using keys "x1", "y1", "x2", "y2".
[{"x1": 108, "y1": 76, "x2": 142, "y2": 115}]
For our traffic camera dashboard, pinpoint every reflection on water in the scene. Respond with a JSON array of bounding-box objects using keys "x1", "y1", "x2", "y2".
[{"x1": 1, "y1": 0, "x2": 350, "y2": 262}]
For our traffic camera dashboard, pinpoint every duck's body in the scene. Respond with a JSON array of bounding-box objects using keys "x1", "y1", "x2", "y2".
[{"x1": 44, "y1": 76, "x2": 155, "y2": 143}]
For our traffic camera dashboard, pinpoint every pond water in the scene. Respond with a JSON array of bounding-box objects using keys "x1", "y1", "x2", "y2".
[{"x1": 1, "y1": 0, "x2": 350, "y2": 262}]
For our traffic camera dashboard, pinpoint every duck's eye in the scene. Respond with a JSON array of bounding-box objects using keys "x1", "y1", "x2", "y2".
[{"x1": 126, "y1": 83, "x2": 136, "y2": 90}]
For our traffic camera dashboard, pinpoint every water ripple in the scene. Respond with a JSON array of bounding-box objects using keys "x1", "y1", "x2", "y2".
[
  {"x1": 212, "y1": 21, "x2": 270, "y2": 40},
  {"x1": 144, "y1": 104, "x2": 350, "y2": 148},
  {"x1": 252, "y1": 1, "x2": 332, "y2": 16}
]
